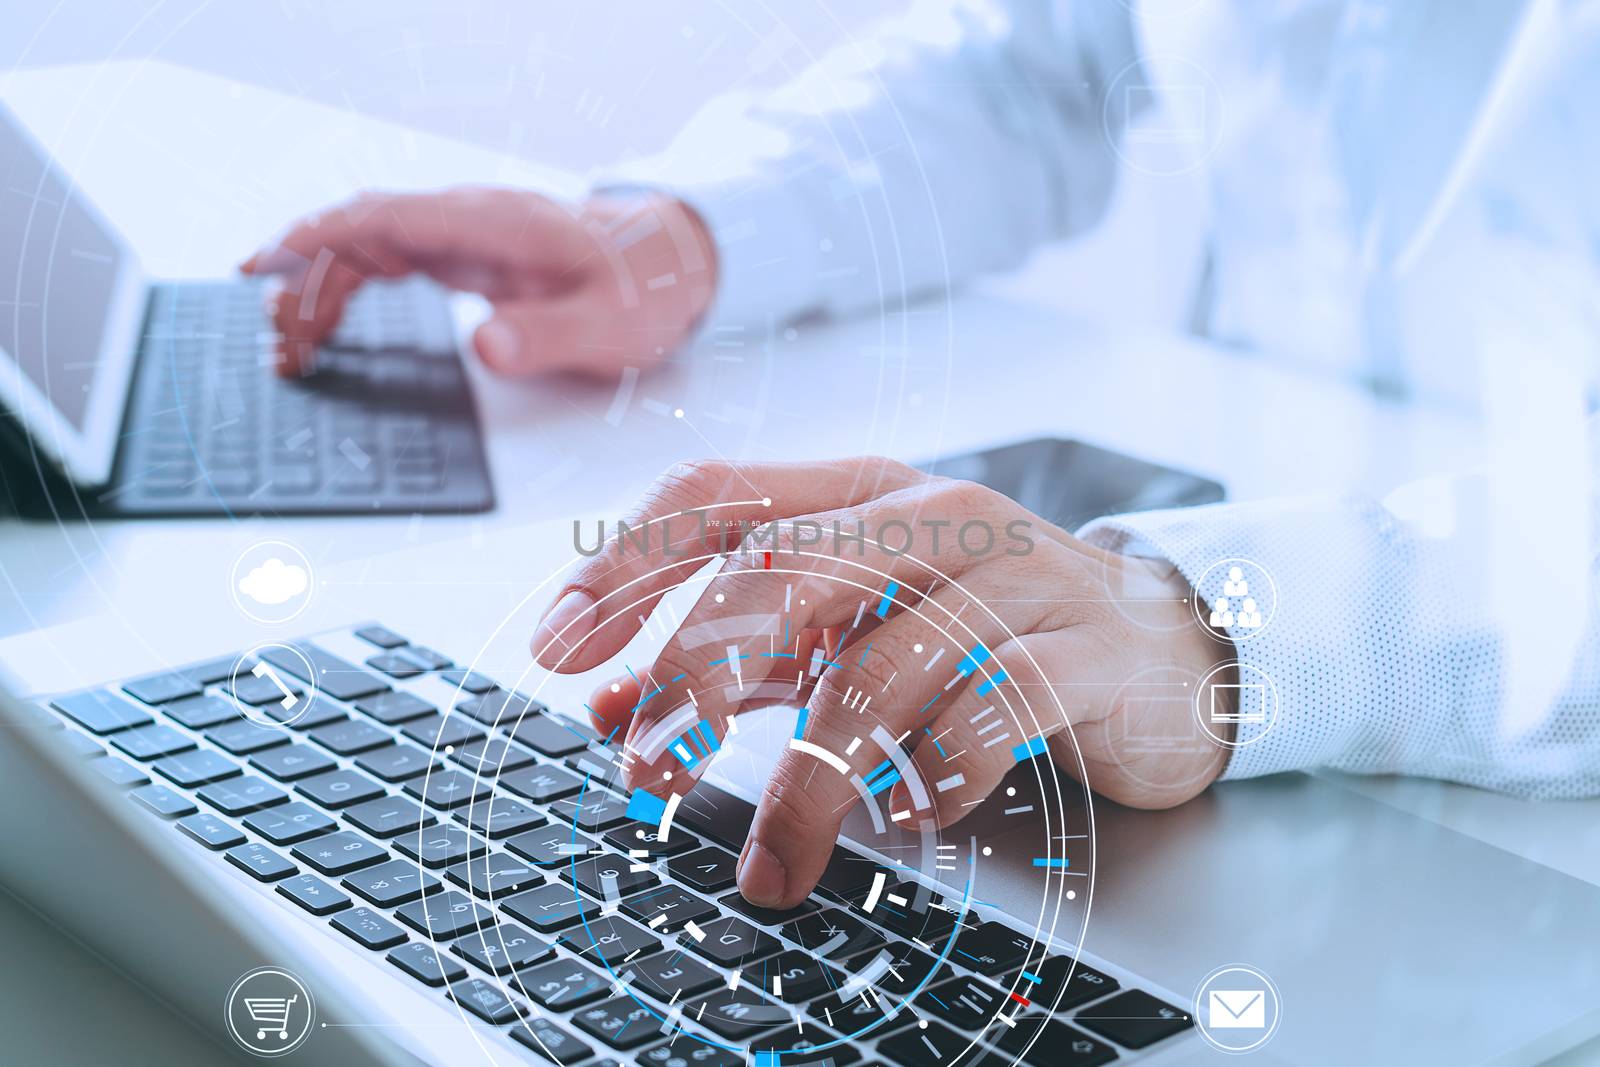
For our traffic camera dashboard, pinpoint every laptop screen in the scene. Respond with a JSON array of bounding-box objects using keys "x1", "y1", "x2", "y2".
[{"x1": 0, "y1": 101, "x2": 145, "y2": 487}]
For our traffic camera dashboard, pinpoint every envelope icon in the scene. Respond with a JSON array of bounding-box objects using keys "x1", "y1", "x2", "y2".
[{"x1": 1208, "y1": 989, "x2": 1265, "y2": 1029}]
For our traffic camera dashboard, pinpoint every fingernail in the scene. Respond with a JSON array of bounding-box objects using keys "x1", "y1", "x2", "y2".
[
  {"x1": 532, "y1": 590, "x2": 597, "y2": 667},
  {"x1": 475, "y1": 319, "x2": 520, "y2": 370},
  {"x1": 738, "y1": 839, "x2": 788, "y2": 907}
]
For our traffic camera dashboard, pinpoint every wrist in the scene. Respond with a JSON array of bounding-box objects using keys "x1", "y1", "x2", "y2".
[{"x1": 583, "y1": 192, "x2": 719, "y2": 338}]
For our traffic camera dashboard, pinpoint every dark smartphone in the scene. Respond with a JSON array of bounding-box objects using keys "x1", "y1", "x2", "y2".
[{"x1": 918, "y1": 437, "x2": 1224, "y2": 530}]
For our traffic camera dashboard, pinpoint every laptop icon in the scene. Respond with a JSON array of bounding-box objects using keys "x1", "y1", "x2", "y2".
[
  {"x1": 0, "y1": 101, "x2": 493, "y2": 517},
  {"x1": 1211, "y1": 682, "x2": 1267, "y2": 724}
]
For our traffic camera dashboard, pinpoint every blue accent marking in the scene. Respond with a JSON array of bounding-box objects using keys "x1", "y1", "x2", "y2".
[
  {"x1": 669, "y1": 672, "x2": 688, "y2": 683},
  {"x1": 1012, "y1": 735, "x2": 1047, "y2": 763},
  {"x1": 865, "y1": 758, "x2": 893, "y2": 782},
  {"x1": 918, "y1": 695, "x2": 939, "y2": 716},
  {"x1": 625, "y1": 663, "x2": 641, "y2": 685},
  {"x1": 957, "y1": 643, "x2": 992, "y2": 674},
  {"x1": 760, "y1": 652, "x2": 798, "y2": 659},
  {"x1": 926, "y1": 729, "x2": 948, "y2": 759},
  {"x1": 856, "y1": 642, "x2": 874, "y2": 666},
  {"x1": 698, "y1": 721, "x2": 721, "y2": 753},
  {"x1": 755, "y1": 1053, "x2": 780, "y2": 1067},
  {"x1": 1020, "y1": 971, "x2": 1043, "y2": 985},
  {"x1": 875, "y1": 581, "x2": 899, "y2": 618},
  {"x1": 867, "y1": 769, "x2": 901, "y2": 796},
  {"x1": 626, "y1": 788, "x2": 668, "y2": 824},
  {"x1": 600, "y1": 725, "x2": 621, "y2": 748},
  {"x1": 1031, "y1": 857, "x2": 1070, "y2": 869},
  {"x1": 683, "y1": 729, "x2": 708, "y2": 759},
  {"x1": 793, "y1": 707, "x2": 810, "y2": 740},
  {"x1": 976, "y1": 669, "x2": 1008, "y2": 697},
  {"x1": 632, "y1": 686, "x2": 664, "y2": 714}
]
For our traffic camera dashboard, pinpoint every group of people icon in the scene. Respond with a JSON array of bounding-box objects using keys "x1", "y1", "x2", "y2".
[{"x1": 1209, "y1": 567, "x2": 1263, "y2": 629}]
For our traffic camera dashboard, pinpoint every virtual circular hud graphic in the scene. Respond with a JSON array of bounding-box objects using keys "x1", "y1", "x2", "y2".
[{"x1": 409, "y1": 521, "x2": 1095, "y2": 1065}]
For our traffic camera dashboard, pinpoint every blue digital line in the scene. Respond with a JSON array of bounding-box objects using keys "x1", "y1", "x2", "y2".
[
  {"x1": 976, "y1": 669, "x2": 1008, "y2": 697},
  {"x1": 876, "y1": 581, "x2": 899, "y2": 618},
  {"x1": 1031, "y1": 857, "x2": 1070, "y2": 869}
]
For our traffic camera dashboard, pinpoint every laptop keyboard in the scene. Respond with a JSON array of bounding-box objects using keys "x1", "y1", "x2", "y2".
[
  {"x1": 38, "y1": 623, "x2": 1194, "y2": 1065},
  {"x1": 108, "y1": 278, "x2": 493, "y2": 515}
]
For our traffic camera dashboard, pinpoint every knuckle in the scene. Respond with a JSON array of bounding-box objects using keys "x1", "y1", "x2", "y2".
[{"x1": 651, "y1": 460, "x2": 733, "y2": 509}]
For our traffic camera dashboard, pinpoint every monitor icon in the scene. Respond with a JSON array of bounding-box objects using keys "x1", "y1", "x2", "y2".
[{"x1": 1211, "y1": 682, "x2": 1266, "y2": 724}]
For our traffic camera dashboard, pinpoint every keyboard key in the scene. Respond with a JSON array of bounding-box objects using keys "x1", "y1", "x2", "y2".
[
  {"x1": 501, "y1": 882, "x2": 601, "y2": 935},
  {"x1": 355, "y1": 744, "x2": 438, "y2": 782},
  {"x1": 516, "y1": 957, "x2": 611, "y2": 1010},
  {"x1": 603, "y1": 821, "x2": 701, "y2": 859},
  {"x1": 395, "y1": 890, "x2": 492, "y2": 941},
  {"x1": 510, "y1": 712, "x2": 595, "y2": 757},
  {"x1": 229, "y1": 671, "x2": 303, "y2": 707},
  {"x1": 751, "y1": 1025, "x2": 861, "y2": 1066},
  {"x1": 639, "y1": 1034, "x2": 745, "y2": 1067},
  {"x1": 110, "y1": 724, "x2": 196, "y2": 761},
  {"x1": 1075, "y1": 989, "x2": 1192, "y2": 1049},
  {"x1": 876, "y1": 1019, "x2": 978, "y2": 1067},
  {"x1": 916, "y1": 974, "x2": 1006, "y2": 1030},
  {"x1": 667, "y1": 846, "x2": 738, "y2": 894},
  {"x1": 505, "y1": 825, "x2": 596, "y2": 868},
  {"x1": 859, "y1": 942, "x2": 942, "y2": 997},
  {"x1": 355, "y1": 624, "x2": 408, "y2": 649},
  {"x1": 623, "y1": 950, "x2": 722, "y2": 1003},
  {"x1": 689, "y1": 988, "x2": 791, "y2": 1040},
  {"x1": 155, "y1": 749, "x2": 241, "y2": 788},
  {"x1": 52, "y1": 691, "x2": 151, "y2": 734},
  {"x1": 621, "y1": 886, "x2": 719, "y2": 935},
  {"x1": 440, "y1": 668, "x2": 495, "y2": 694},
  {"x1": 499, "y1": 763, "x2": 584, "y2": 804},
  {"x1": 263, "y1": 699, "x2": 346, "y2": 730},
  {"x1": 871, "y1": 884, "x2": 959, "y2": 943},
  {"x1": 569, "y1": 915, "x2": 661, "y2": 967},
  {"x1": 814, "y1": 849, "x2": 883, "y2": 906},
  {"x1": 571, "y1": 996, "x2": 669, "y2": 1051},
  {"x1": 180, "y1": 656, "x2": 237, "y2": 687},
  {"x1": 205, "y1": 719, "x2": 291, "y2": 756},
  {"x1": 225, "y1": 842, "x2": 297, "y2": 882},
  {"x1": 121, "y1": 672, "x2": 202, "y2": 705},
  {"x1": 673, "y1": 784, "x2": 753, "y2": 851},
  {"x1": 276, "y1": 873, "x2": 352, "y2": 916},
  {"x1": 130, "y1": 782, "x2": 197, "y2": 818},
  {"x1": 394, "y1": 825, "x2": 487, "y2": 869},
  {"x1": 400, "y1": 714, "x2": 484, "y2": 751},
  {"x1": 548, "y1": 791, "x2": 630, "y2": 833},
  {"x1": 451, "y1": 922, "x2": 553, "y2": 975},
  {"x1": 453, "y1": 687, "x2": 541, "y2": 727},
  {"x1": 163, "y1": 694, "x2": 240, "y2": 730},
  {"x1": 448, "y1": 977, "x2": 524, "y2": 1025},
  {"x1": 177, "y1": 812, "x2": 246, "y2": 850},
  {"x1": 367, "y1": 652, "x2": 423, "y2": 679},
  {"x1": 562, "y1": 854, "x2": 661, "y2": 901},
  {"x1": 449, "y1": 737, "x2": 535, "y2": 775},
  {"x1": 952, "y1": 920, "x2": 1033, "y2": 973},
  {"x1": 1010, "y1": 955, "x2": 1119, "y2": 1011},
  {"x1": 92, "y1": 757, "x2": 150, "y2": 787},
  {"x1": 444, "y1": 852, "x2": 540, "y2": 899},
  {"x1": 260, "y1": 643, "x2": 389, "y2": 702},
  {"x1": 197, "y1": 775, "x2": 290, "y2": 816},
  {"x1": 292, "y1": 831, "x2": 388, "y2": 875},
  {"x1": 684, "y1": 915, "x2": 781, "y2": 969},
  {"x1": 352, "y1": 690, "x2": 435, "y2": 726},
  {"x1": 388, "y1": 941, "x2": 467, "y2": 987},
  {"x1": 249, "y1": 743, "x2": 337, "y2": 782},
  {"x1": 342, "y1": 858, "x2": 442, "y2": 907},
  {"x1": 402, "y1": 768, "x2": 490, "y2": 810},
  {"x1": 718, "y1": 892, "x2": 819, "y2": 928},
  {"x1": 332, "y1": 906, "x2": 408, "y2": 950},
  {"x1": 401, "y1": 646, "x2": 451, "y2": 671},
  {"x1": 783, "y1": 908, "x2": 888, "y2": 964},
  {"x1": 808, "y1": 985, "x2": 898, "y2": 1034},
  {"x1": 307, "y1": 718, "x2": 393, "y2": 756},
  {"x1": 995, "y1": 1017, "x2": 1117, "y2": 1066},
  {"x1": 57, "y1": 730, "x2": 103, "y2": 758},
  {"x1": 295, "y1": 769, "x2": 385, "y2": 808},
  {"x1": 756, "y1": 951, "x2": 845, "y2": 1004},
  {"x1": 460, "y1": 795, "x2": 545, "y2": 839},
  {"x1": 346, "y1": 794, "x2": 436, "y2": 838},
  {"x1": 510, "y1": 1015, "x2": 593, "y2": 1066}
]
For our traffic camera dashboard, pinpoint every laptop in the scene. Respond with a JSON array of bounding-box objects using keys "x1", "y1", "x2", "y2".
[
  {"x1": 1, "y1": 444, "x2": 1598, "y2": 1065},
  {"x1": 0, "y1": 101, "x2": 494, "y2": 518}
]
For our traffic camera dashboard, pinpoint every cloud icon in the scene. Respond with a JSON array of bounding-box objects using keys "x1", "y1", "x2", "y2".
[{"x1": 238, "y1": 557, "x2": 309, "y2": 606}]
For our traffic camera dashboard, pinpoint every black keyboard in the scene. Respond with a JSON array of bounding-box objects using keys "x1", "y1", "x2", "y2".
[
  {"x1": 41, "y1": 624, "x2": 1194, "y2": 1065},
  {"x1": 103, "y1": 279, "x2": 493, "y2": 516}
]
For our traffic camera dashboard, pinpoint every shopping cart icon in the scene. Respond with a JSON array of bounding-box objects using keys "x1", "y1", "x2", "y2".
[{"x1": 244, "y1": 993, "x2": 298, "y2": 1041}]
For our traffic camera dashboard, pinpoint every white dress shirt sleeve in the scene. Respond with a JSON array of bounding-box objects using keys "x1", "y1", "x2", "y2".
[
  {"x1": 634, "y1": 0, "x2": 1141, "y2": 328},
  {"x1": 1076, "y1": 424, "x2": 1600, "y2": 799}
]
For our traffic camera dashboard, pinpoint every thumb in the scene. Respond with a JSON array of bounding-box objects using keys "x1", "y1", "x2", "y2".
[{"x1": 471, "y1": 301, "x2": 600, "y2": 378}]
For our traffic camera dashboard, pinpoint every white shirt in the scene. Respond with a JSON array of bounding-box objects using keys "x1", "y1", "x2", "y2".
[{"x1": 645, "y1": 0, "x2": 1600, "y2": 796}]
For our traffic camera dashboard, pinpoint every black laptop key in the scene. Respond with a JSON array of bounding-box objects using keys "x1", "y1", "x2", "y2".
[
  {"x1": 672, "y1": 783, "x2": 753, "y2": 851},
  {"x1": 440, "y1": 668, "x2": 496, "y2": 694},
  {"x1": 783, "y1": 908, "x2": 887, "y2": 964},
  {"x1": 394, "y1": 890, "x2": 492, "y2": 941},
  {"x1": 444, "y1": 852, "x2": 540, "y2": 899},
  {"x1": 807, "y1": 986, "x2": 898, "y2": 1035},
  {"x1": 346, "y1": 794, "x2": 435, "y2": 838},
  {"x1": 756, "y1": 951, "x2": 845, "y2": 1004},
  {"x1": 995, "y1": 1017, "x2": 1117, "y2": 1066},
  {"x1": 877, "y1": 1019, "x2": 979, "y2": 1067},
  {"x1": 181, "y1": 656, "x2": 237, "y2": 687},
  {"x1": 367, "y1": 652, "x2": 423, "y2": 679},
  {"x1": 291, "y1": 831, "x2": 388, "y2": 875},
  {"x1": 547, "y1": 791, "x2": 630, "y2": 833},
  {"x1": 197, "y1": 774, "x2": 290, "y2": 816},
  {"x1": 355, "y1": 624, "x2": 408, "y2": 649},
  {"x1": 571, "y1": 996, "x2": 668, "y2": 1050},
  {"x1": 249, "y1": 743, "x2": 337, "y2": 782},
  {"x1": 177, "y1": 811, "x2": 246, "y2": 850},
  {"x1": 399, "y1": 714, "x2": 484, "y2": 751},
  {"x1": 92, "y1": 757, "x2": 149, "y2": 787},
  {"x1": 561, "y1": 854, "x2": 660, "y2": 902},
  {"x1": 499, "y1": 763, "x2": 583, "y2": 804},
  {"x1": 814, "y1": 849, "x2": 883, "y2": 907},
  {"x1": 916, "y1": 974, "x2": 1006, "y2": 1030},
  {"x1": 387, "y1": 941, "x2": 467, "y2": 987},
  {"x1": 401, "y1": 768, "x2": 490, "y2": 810},
  {"x1": 263, "y1": 699, "x2": 346, "y2": 730},
  {"x1": 122, "y1": 672, "x2": 201, "y2": 705},
  {"x1": 352, "y1": 690, "x2": 435, "y2": 726},
  {"x1": 154, "y1": 749, "x2": 240, "y2": 788},
  {"x1": 52, "y1": 690, "x2": 151, "y2": 734},
  {"x1": 276, "y1": 873, "x2": 352, "y2": 916},
  {"x1": 130, "y1": 782, "x2": 197, "y2": 818},
  {"x1": 516, "y1": 957, "x2": 610, "y2": 1011},
  {"x1": 751, "y1": 1025, "x2": 862, "y2": 1066},
  {"x1": 394, "y1": 824, "x2": 487, "y2": 869},
  {"x1": 244, "y1": 801, "x2": 337, "y2": 845},
  {"x1": 868, "y1": 883, "x2": 960, "y2": 944},
  {"x1": 205, "y1": 718, "x2": 292, "y2": 756},
  {"x1": 718, "y1": 891, "x2": 819, "y2": 928},
  {"x1": 505, "y1": 825, "x2": 596, "y2": 868},
  {"x1": 295, "y1": 769, "x2": 385, "y2": 808},
  {"x1": 569, "y1": 915, "x2": 661, "y2": 967},
  {"x1": 689, "y1": 988, "x2": 791, "y2": 1041},
  {"x1": 455, "y1": 687, "x2": 540, "y2": 727},
  {"x1": 354, "y1": 744, "x2": 437, "y2": 782},
  {"x1": 449, "y1": 737, "x2": 535, "y2": 775},
  {"x1": 225, "y1": 842, "x2": 297, "y2": 882},
  {"x1": 109, "y1": 724, "x2": 197, "y2": 761},
  {"x1": 1075, "y1": 989, "x2": 1191, "y2": 1049},
  {"x1": 401, "y1": 646, "x2": 451, "y2": 671},
  {"x1": 952, "y1": 920, "x2": 1033, "y2": 973},
  {"x1": 622, "y1": 950, "x2": 722, "y2": 1003},
  {"x1": 229, "y1": 671, "x2": 303, "y2": 707},
  {"x1": 621, "y1": 886, "x2": 719, "y2": 935},
  {"x1": 461, "y1": 795, "x2": 545, "y2": 839},
  {"x1": 163, "y1": 694, "x2": 240, "y2": 730},
  {"x1": 1011, "y1": 955, "x2": 1119, "y2": 1011},
  {"x1": 332, "y1": 906, "x2": 408, "y2": 950},
  {"x1": 342, "y1": 858, "x2": 441, "y2": 907},
  {"x1": 856, "y1": 942, "x2": 942, "y2": 997},
  {"x1": 510, "y1": 1015, "x2": 594, "y2": 1066},
  {"x1": 451, "y1": 922, "x2": 553, "y2": 975},
  {"x1": 260, "y1": 643, "x2": 389, "y2": 701},
  {"x1": 603, "y1": 821, "x2": 701, "y2": 859},
  {"x1": 684, "y1": 915, "x2": 781, "y2": 969},
  {"x1": 500, "y1": 882, "x2": 601, "y2": 935},
  {"x1": 510, "y1": 712, "x2": 595, "y2": 757},
  {"x1": 308, "y1": 718, "x2": 394, "y2": 756},
  {"x1": 448, "y1": 977, "x2": 524, "y2": 1025},
  {"x1": 667, "y1": 846, "x2": 738, "y2": 894}
]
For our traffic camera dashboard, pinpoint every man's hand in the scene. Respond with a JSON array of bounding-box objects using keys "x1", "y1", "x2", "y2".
[
  {"x1": 241, "y1": 187, "x2": 717, "y2": 378},
  {"x1": 531, "y1": 457, "x2": 1232, "y2": 909}
]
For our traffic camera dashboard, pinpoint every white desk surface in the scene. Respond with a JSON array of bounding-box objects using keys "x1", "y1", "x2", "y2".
[{"x1": 1, "y1": 61, "x2": 1596, "y2": 1065}]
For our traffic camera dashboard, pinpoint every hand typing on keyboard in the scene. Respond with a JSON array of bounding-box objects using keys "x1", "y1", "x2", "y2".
[
  {"x1": 240, "y1": 186, "x2": 716, "y2": 379},
  {"x1": 530, "y1": 456, "x2": 1235, "y2": 909}
]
